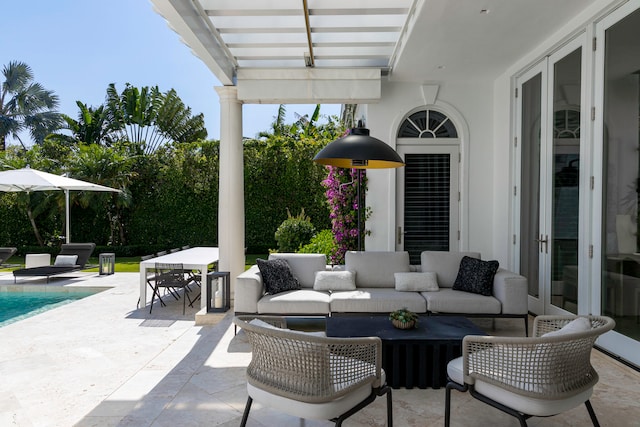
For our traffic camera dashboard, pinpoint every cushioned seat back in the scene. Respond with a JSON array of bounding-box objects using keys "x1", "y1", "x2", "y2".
[
  {"x1": 420, "y1": 251, "x2": 481, "y2": 288},
  {"x1": 268, "y1": 253, "x2": 327, "y2": 288},
  {"x1": 60, "y1": 243, "x2": 96, "y2": 268},
  {"x1": 345, "y1": 251, "x2": 410, "y2": 288}
]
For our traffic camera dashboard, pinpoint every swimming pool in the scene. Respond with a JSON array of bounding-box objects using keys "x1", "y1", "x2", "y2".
[{"x1": 0, "y1": 288, "x2": 102, "y2": 327}]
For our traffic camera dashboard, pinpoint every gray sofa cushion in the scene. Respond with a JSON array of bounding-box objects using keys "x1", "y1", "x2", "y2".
[
  {"x1": 422, "y1": 288, "x2": 501, "y2": 314},
  {"x1": 257, "y1": 289, "x2": 331, "y2": 314},
  {"x1": 421, "y1": 251, "x2": 481, "y2": 288},
  {"x1": 345, "y1": 251, "x2": 410, "y2": 288},
  {"x1": 329, "y1": 288, "x2": 426, "y2": 313},
  {"x1": 269, "y1": 253, "x2": 327, "y2": 288}
]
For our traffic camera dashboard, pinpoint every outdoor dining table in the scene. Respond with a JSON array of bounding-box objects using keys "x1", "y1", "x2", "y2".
[{"x1": 139, "y1": 246, "x2": 219, "y2": 311}]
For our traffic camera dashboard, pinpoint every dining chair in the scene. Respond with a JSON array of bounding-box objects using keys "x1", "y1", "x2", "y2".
[{"x1": 150, "y1": 263, "x2": 194, "y2": 315}]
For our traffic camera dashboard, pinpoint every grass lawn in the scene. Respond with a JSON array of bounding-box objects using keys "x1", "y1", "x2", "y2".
[{"x1": 1, "y1": 254, "x2": 268, "y2": 273}]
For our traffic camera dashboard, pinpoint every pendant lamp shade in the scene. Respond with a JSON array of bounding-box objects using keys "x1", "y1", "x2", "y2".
[{"x1": 313, "y1": 127, "x2": 404, "y2": 169}]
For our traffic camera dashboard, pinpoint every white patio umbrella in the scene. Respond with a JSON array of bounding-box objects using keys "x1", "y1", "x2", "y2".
[{"x1": 0, "y1": 167, "x2": 121, "y2": 243}]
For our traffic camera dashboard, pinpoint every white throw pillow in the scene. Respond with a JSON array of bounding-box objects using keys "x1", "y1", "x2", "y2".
[
  {"x1": 542, "y1": 317, "x2": 591, "y2": 337},
  {"x1": 313, "y1": 270, "x2": 356, "y2": 291},
  {"x1": 54, "y1": 254, "x2": 78, "y2": 266},
  {"x1": 394, "y1": 272, "x2": 439, "y2": 292}
]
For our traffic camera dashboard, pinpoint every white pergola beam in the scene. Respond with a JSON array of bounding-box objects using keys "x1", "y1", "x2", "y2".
[
  {"x1": 151, "y1": 0, "x2": 237, "y2": 85},
  {"x1": 237, "y1": 68, "x2": 381, "y2": 104}
]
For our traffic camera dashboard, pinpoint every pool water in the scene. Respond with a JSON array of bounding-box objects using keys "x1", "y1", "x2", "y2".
[{"x1": 0, "y1": 290, "x2": 99, "y2": 327}]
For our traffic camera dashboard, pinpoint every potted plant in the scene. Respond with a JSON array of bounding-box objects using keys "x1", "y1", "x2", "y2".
[{"x1": 389, "y1": 307, "x2": 419, "y2": 329}]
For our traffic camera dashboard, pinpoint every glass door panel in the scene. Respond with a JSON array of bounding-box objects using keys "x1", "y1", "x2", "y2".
[
  {"x1": 519, "y1": 72, "x2": 543, "y2": 306},
  {"x1": 601, "y1": 7, "x2": 640, "y2": 342},
  {"x1": 550, "y1": 48, "x2": 582, "y2": 313}
]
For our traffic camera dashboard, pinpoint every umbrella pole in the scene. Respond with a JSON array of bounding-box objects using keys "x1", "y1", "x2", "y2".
[{"x1": 65, "y1": 189, "x2": 70, "y2": 243}]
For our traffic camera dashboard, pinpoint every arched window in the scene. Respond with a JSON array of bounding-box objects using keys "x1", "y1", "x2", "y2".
[{"x1": 397, "y1": 109, "x2": 458, "y2": 138}]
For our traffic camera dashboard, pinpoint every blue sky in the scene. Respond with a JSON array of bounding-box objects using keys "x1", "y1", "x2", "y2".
[{"x1": 2, "y1": 0, "x2": 341, "y2": 143}]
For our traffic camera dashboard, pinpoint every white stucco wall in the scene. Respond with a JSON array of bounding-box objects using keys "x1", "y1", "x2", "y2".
[{"x1": 365, "y1": 79, "x2": 498, "y2": 261}]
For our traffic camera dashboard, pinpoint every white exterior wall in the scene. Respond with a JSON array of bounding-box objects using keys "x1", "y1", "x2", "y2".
[{"x1": 366, "y1": 79, "x2": 498, "y2": 262}]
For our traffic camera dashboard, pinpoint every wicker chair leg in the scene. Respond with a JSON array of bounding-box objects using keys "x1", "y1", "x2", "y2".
[
  {"x1": 585, "y1": 400, "x2": 601, "y2": 427},
  {"x1": 240, "y1": 396, "x2": 252, "y2": 427},
  {"x1": 445, "y1": 381, "x2": 467, "y2": 427}
]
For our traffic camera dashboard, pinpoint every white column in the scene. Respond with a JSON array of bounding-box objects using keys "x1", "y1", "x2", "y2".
[{"x1": 216, "y1": 86, "x2": 244, "y2": 304}]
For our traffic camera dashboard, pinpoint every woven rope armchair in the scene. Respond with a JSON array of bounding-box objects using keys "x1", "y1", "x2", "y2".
[
  {"x1": 445, "y1": 315, "x2": 615, "y2": 427},
  {"x1": 234, "y1": 315, "x2": 393, "y2": 426}
]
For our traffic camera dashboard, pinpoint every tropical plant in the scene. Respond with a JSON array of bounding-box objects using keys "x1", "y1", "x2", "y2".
[
  {"x1": 67, "y1": 142, "x2": 135, "y2": 245},
  {"x1": 105, "y1": 83, "x2": 207, "y2": 153},
  {"x1": 0, "y1": 61, "x2": 63, "y2": 150},
  {"x1": 52, "y1": 101, "x2": 113, "y2": 146}
]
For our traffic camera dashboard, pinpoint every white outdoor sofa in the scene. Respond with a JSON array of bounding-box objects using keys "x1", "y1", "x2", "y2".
[{"x1": 235, "y1": 250, "x2": 529, "y2": 333}]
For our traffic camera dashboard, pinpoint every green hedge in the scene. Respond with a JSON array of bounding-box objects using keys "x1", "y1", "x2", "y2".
[{"x1": 1, "y1": 134, "x2": 338, "y2": 255}]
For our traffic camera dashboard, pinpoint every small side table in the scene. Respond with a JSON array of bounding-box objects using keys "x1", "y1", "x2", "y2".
[
  {"x1": 99, "y1": 253, "x2": 115, "y2": 275},
  {"x1": 206, "y1": 271, "x2": 230, "y2": 312}
]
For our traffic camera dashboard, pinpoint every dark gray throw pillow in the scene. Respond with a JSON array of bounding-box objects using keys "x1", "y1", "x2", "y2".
[
  {"x1": 452, "y1": 256, "x2": 499, "y2": 296},
  {"x1": 256, "y1": 258, "x2": 301, "y2": 295}
]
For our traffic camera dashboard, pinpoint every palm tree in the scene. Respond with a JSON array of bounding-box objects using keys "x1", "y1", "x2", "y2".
[
  {"x1": 105, "y1": 83, "x2": 207, "y2": 153},
  {"x1": 0, "y1": 61, "x2": 63, "y2": 150}
]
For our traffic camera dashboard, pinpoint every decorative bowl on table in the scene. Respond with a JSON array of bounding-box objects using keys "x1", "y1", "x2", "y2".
[{"x1": 389, "y1": 307, "x2": 418, "y2": 329}]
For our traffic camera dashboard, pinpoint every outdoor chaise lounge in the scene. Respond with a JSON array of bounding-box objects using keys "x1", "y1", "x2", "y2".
[
  {"x1": 12, "y1": 243, "x2": 96, "y2": 283},
  {"x1": 0, "y1": 247, "x2": 18, "y2": 267}
]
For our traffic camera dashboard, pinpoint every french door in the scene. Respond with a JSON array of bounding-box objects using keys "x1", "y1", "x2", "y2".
[
  {"x1": 516, "y1": 36, "x2": 587, "y2": 315},
  {"x1": 396, "y1": 144, "x2": 459, "y2": 264}
]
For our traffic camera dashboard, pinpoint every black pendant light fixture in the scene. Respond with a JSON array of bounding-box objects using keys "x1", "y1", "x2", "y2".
[
  {"x1": 313, "y1": 127, "x2": 405, "y2": 169},
  {"x1": 313, "y1": 125, "x2": 405, "y2": 251}
]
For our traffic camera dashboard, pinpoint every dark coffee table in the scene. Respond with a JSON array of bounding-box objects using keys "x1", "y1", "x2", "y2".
[{"x1": 326, "y1": 315, "x2": 486, "y2": 389}]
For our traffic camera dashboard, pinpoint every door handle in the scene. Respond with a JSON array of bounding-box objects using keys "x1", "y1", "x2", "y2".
[
  {"x1": 397, "y1": 226, "x2": 402, "y2": 245},
  {"x1": 535, "y1": 234, "x2": 549, "y2": 253}
]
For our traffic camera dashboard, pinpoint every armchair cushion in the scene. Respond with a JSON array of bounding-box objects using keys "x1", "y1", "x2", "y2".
[
  {"x1": 256, "y1": 258, "x2": 301, "y2": 295},
  {"x1": 453, "y1": 256, "x2": 499, "y2": 296},
  {"x1": 542, "y1": 316, "x2": 591, "y2": 337}
]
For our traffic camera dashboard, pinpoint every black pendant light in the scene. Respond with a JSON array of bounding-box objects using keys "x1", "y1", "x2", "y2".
[{"x1": 313, "y1": 127, "x2": 405, "y2": 169}]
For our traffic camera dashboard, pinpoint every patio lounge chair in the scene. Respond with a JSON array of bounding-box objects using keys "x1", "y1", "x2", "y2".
[
  {"x1": 445, "y1": 315, "x2": 615, "y2": 427},
  {"x1": 0, "y1": 247, "x2": 18, "y2": 267},
  {"x1": 12, "y1": 243, "x2": 96, "y2": 283},
  {"x1": 234, "y1": 315, "x2": 393, "y2": 427}
]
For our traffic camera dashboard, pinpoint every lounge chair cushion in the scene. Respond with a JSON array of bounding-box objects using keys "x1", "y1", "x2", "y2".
[
  {"x1": 329, "y1": 288, "x2": 426, "y2": 313},
  {"x1": 54, "y1": 255, "x2": 78, "y2": 266}
]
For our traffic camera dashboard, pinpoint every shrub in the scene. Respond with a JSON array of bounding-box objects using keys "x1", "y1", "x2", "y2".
[
  {"x1": 298, "y1": 229, "x2": 337, "y2": 260},
  {"x1": 275, "y1": 208, "x2": 316, "y2": 252}
]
